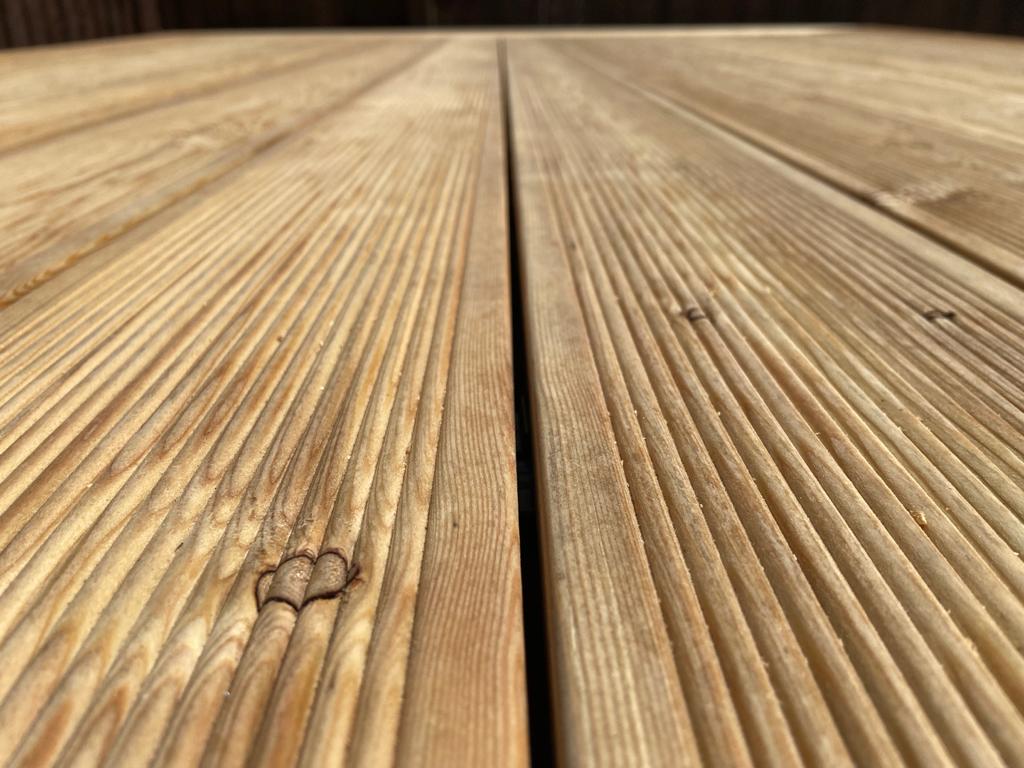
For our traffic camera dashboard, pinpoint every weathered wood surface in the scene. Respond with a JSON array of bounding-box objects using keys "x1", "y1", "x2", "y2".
[
  {"x1": 0, "y1": 35, "x2": 435, "y2": 307},
  {"x1": 0, "y1": 34, "x2": 526, "y2": 767},
  {"x1": 0, "y1": 33, "x2": 376, "y2": 153},
  {"x1": 561, "y1": 29, "x2": 1024, "y2": 283},
  {"x1": 508, "y1": 32, "x2": 1024, "y2": 768},
  {"x1": 3, "y1": 26, "x2": 1024, "y2": 768}
]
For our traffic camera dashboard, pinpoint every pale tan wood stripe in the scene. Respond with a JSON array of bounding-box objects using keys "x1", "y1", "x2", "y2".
[
  {"x1": 511, "y1": 44, "x2": 855, "y2": 767},
  {"x1": 144, "y1": 128, "x2": 457, "y2": 768},
  {"x1": 244, "y1": 55, "x2": 493, "y2": 768},
  {"x1": 507, "y1": 39, "x2": 701, "y2": 768},
  {"x1": 389, "y1": 58, "x2": 528, "y2": 767}
]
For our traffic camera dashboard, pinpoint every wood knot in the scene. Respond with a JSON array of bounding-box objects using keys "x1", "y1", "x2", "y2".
[
  {"x1": 256, "y1": 550, "x2": 357, "y2": 611},
  {"x1": 304, "y1": 550, "x2": 350, "y2": 603},
  {"x1": 258, "y1": 553, "x2": 315, "y2": 610},
  {"x1": 922, "y1": 309, "x2": 956, "y2": 322}
]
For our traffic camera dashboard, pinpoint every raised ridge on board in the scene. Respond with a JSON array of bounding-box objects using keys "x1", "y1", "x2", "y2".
[
  {"x1": 3, "y1": 26, "x2": 1024, "y2": 768},
  {"x1": 508, "y1": 34, "x2": 1024, "y2": 768},
  {"x1": 0, "y1": 36, "x2": 526, "y2": 768},
  {"x1": 561, "y1": 30, "x2": 1024, "y2": 285}
]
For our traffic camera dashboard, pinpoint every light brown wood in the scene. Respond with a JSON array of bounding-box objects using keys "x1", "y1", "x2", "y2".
[
  {"x1": 508, "y1": 33, "x2": 1024, "y2": 768},
  {"x1": 0, "y1": 35, "x2": 526, "y2": 768},
  {"x1": 561, "y1": 30, "x2": 1024, "y2": 284},
  {"x1": 0, "y1": 36, "x2": 432, "y2": 307},
  {"x1": 0, "y1": 33, "x2": 367, "y2": 153},
  {"x1": 4, "y1": 24, "x2": 1024, "y2": 768}
]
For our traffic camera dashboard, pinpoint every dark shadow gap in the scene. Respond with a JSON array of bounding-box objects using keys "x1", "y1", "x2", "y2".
[{"x1": 498, "y1": 38, "x2": 556, "y2": 766}]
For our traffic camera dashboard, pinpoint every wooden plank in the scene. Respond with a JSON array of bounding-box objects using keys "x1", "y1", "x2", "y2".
[
  {"x1": 559, "y1": 30, "x2": 1024, "y2": 284},
  {"x1": 506, "y1": 40, "x2": 702, "y2": 768},
  {"x1": 4, "y1": 25, "x2": 1024, "y2": 768},
  {"x1": 389, "y1": 72, "x2": 529, "y2": 766},
  {"x1": 0, "y1": 32, "x2": 368, "y2": 153},
  {"x1": 0, "y1": 36, "x2": 526, "y2": 767},
  {"x1": 507, "y1": 35, "x2": 1024, "y2": 767},
  {"x1": 0, "y1": 36, "x2": 434, "y2": 307}
]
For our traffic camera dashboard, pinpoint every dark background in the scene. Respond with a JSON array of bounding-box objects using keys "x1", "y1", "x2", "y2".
[{"x1": 2, "y1": 0, "x2": 1023, "y2": 47}]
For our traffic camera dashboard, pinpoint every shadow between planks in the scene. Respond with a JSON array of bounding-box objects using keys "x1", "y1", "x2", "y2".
[{"x1": 2, "y1": 26, "x2": 1024, "y2": 768}]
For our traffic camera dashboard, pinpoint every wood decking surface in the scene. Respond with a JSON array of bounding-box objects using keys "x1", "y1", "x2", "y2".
[{"x1": 2, "y1": 26, "x2": 1024, "y2": 767}]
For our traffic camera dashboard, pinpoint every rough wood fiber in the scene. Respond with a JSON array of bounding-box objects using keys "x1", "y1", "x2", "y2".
[
  {"x1": 0, "y1": 33, "x2": 363, "y2": 152},
  {"x1": 0, "y1": 35, "x2": 433, "y2": 306},
  {"x1": 508, "y1": 34, "x2": 1024, "y2": 768},
  {"x1": 4, "y1": 25, "x2": 1024, "y2": 768},
  {"x1": 0, "y1": 35, "x2": 526, "y2": 768},
  {"x1": 562, "y1": 29, "x2": 1024, "y2": 284}
]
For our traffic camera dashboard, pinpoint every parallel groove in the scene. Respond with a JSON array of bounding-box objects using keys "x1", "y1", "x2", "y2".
[
  {"x1": 151, "y1": 125, "x2": 460, "y2": 768},
  {"x1": 0, "y1": 33, "x2": 372, "y2": 153},
  {"x1": 67, "y1": 116, "x2": 465, "y2": 768},
  {"x1": 509, "y1": 35, "x2": 1024, "y2": 767},
  {"x1": 4, "y1": 26, "x2": 1024, "y2": 768},
  {"x1": 0, "y1": 35, "x2": 526, "y2": 768},
  {"x1": 0, "y1": 36, "x2": 436, "y2": 306},
  {"x1": 561, "y1": 32, "x2": 1024, "y2": 284},
  {"x1": 1, "y1": 107, "x2": 427, "y2": 761},
  {"x1": 518, "y1": 68, "x2": 885, "y2": 768}
]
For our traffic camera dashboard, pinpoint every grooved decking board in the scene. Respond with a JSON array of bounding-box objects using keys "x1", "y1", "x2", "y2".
[
  {"x1": 0, "y1": 33, "x2": 370, "y2": 153},
  {"x1": 0, "y1": 36, "x2": 526, "y2": 767},
  {"x1": 557, "y1": 30, "x2": 1024, "y2": 284},
  {"x1": 0, "y1": 35, "x2": 434, "y2": 307},
  {"x1": 4, "y1": 25, "x2": 1024, "y2": 768},
  {"x1": 508, "y1": 35, "x2": 1024, "y2": 768}
]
